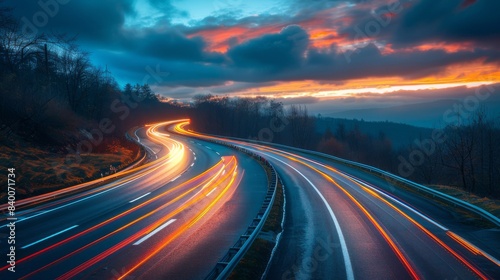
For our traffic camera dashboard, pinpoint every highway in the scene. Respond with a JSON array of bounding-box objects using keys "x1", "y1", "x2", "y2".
[
  {"x1": 1, "y1": 119, "x2": 498, "y2": 279},
  {"x1": 174, "y1": 121, "x2": 500, "y2": 280},
  {"x1": 0, "y1": 120, "x2": 268, "y2": 279}
]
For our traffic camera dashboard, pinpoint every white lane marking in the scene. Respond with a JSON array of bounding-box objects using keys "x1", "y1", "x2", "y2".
[
  {"x1": 1, "y1": 176, "x2": 144, "y2": 228},
  {"x1": 142, "y1": 143, "x2": 156, "y2": 154},
  {"x1": 129, "y1": 192, "x2": 151, "y2": 203},
  {"x1": 205, "y1": 146, "x2": 212, "y2": 150},
  {"x1": 294, "y1": 154, "x2": 450, "y2": 232},
  {"x1": 134, "y1": 129, "x2": 141, "y2": 142},
  {"x1": 22, "y1": 225, "x2": 78, "y2": 249},
  {"x1": 194, "y1": 157, "x2": 197, "y2": 161},
  {"x1": 134, "y1": 219, "x2": 177, "y2": 245},
  {"x1": 171, "y1": 175, "x2": 181, "y2": 182},
  {"x1": 190, "y1": 166, "x2": 225, "y2": 198},
  {"x1": 346, "y1": 175, "x2": 449, "y2": 231},
  {"x1": 448, "y1": 233, "x2": 500, "y2": 266},
  {"x1": 216, "y1": 152, "x2": 220, "y2": 156},
  {"x1": 243, "y1": 143, "x2": 500, "y2": 268},
  {"x1": 140, "y1": 143, "x2": 158, "y2": 159},
  {"x1": 193, "y1": 152, "x2": 196, "y2": 156},
  {"x1": 335, "y1": 169, "x2": 500, "y2": 266},
  {"x1": 206, "y1": 188, "x2": 217, "y2": 197},
  {"x1": 190, "y1": 163, "x2": 194, "y2": 167},
  {"x1": 266, "y1": 154, "x2": 354, "y2": 280},
  {"x1": 256, "y1": 146, "x2": 447, "y2": 232}
]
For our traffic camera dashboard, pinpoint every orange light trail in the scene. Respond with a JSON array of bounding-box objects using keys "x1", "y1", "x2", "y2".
[
  {"x1": 256, "y1": 146, "x2": 490, "y2": 279},
  {"x1": 359, "y1": 185, "x2": 489, "y2": 279},
  {"x1": 7, "y1": 120, "x2": 190, "y2": 215},
  {"x1": 447, "y1": 232, "x2": 500, "y2": 267},
  {"x1": 18, "y1": 158, "x2": 228, "y2": 279},
  {"x1": 2, "y1": 121, "x2": 193, "y2": 272},
  {"x1": 54, "y1": 157, "x2": 238, "y2": 280},
  {"x1": 117, "y1": 160, "x2": 239, "y2": 280},
  {"x1": 10, "y1": 120, "x2": 226, "y2": 279},
  {"x1": 283, "y1": 155, "x2": 420, "y2": 280},
  {"x1": 174, "y1": 121, "x2": 418, "y2": 279},
  {"x1": 250, "y1": 143, "x2": 490, "y2": 279},
  {"x1": 174, "y1": 121, "x2": 491, "y2": 279},
  {"x1": 285, "y1": 153, "x2": 493, "y2": 277}
]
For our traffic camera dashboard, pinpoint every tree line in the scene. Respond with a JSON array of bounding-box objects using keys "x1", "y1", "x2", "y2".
[
  {"x1": 400, "y1": 111, "x2": 500, "y2": 197},
  {"x1": 190, "y1": 95, "x2": 500, "y2": 198},
  {"x1": 1, "y1": 4, "x2": 497, "y2": 198},
  {"x1": 0, "y1": 5, "x2": 167, "y2": 147},
  {"x1": 189, "y1": 94, "x2": 316, "y2": 149}
]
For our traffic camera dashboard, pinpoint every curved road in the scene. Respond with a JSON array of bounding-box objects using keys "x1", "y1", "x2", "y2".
[
  {"x1": 174, "y1": 121, "x2": 500, "y2": 280},
  {"x1": 2, "y1": 119, "x2": 498, "y2": 279},
  {"x1": 0, "y1": 121, "x2": 268, "y2": 279}
]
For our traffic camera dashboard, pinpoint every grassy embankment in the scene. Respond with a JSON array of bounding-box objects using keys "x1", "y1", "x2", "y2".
[
  {"x1": 429, "y1": 184, "x2": 500, "y2": 219},
  {"x1": 0, "y1": 135, "x2": 140, "y2": 201},
  {"x1": 229, "y1": 164, "x2": 285, "y2": 279}
]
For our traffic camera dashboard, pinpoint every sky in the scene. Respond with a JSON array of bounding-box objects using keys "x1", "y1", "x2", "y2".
[{"x1": 5, "y1": 0, "x2": 500, "y2": 126}]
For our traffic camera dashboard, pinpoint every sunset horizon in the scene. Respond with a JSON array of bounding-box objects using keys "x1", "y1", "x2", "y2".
[{"x1": 6, "y1": 0, "x2": 499, "y2": 126}]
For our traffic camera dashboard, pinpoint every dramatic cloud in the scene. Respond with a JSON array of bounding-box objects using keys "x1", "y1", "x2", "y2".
[
  {"x1": 9, "y1": 0, "x2": 135, "y2": 42},
  {"x1": 228, "y1": 25, "x2": 309, "y2": 70},
  {"x1": 392, "y1": 0, "x2": 500, "y2": 49},
  {"x1": 3, "y1": 0, "x2": 499, "y2": 115}
]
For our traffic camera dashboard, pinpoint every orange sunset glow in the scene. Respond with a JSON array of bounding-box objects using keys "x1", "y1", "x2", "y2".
[{"x1": 168, "y1": 0, "x2": 500, "y2": 106}]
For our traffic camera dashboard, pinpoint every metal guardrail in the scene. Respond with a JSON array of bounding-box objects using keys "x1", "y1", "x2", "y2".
[
  {"x1": 200, "y1": 134, "x2": 500, "y2": 228},
  {"x1": 203, "y1": 140, "x2": 279, "y2": 280},
  {"x1": 265, "y1": 143, "x2": 500, "y2": 228}
]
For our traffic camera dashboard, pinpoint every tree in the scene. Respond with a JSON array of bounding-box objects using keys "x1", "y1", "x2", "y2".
[
  {"x1": 335, "y1": 123, "x2": 346, "y2": 141},
  {"x1": 140, "y1": 84, "x2": 158, "y2": 102},
  {"x1": 288, "y1": 105, "x2": 315, "y2": 148}
]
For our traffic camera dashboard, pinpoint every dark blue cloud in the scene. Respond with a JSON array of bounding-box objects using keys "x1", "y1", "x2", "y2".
[
  {"x1": 122, "y1": 28, "x2": 225, "y2": 62},
  {"x1": 390, "y1": 0, "x2": 500, "y2": 49},
  {"x1": 2, "y1": 0, "x2": 499, "y2": 98},
  {"x1": 228, "y1": 25, "x2": 309, "y2": 70},
  {"x1": 7, "y1": 0, "x2": 135, "y2": 42}
]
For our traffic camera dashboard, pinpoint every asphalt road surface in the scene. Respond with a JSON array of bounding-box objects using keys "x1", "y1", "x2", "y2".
[
  {"x1": 0, "y1": 121, "x2": 267, "y2": 279},
  {"x1": 1, "y1": 119, "x2": 498, "y2": 280},
  {"x1": 174, "y1": 120, "x2": 500, "y2": 280}
]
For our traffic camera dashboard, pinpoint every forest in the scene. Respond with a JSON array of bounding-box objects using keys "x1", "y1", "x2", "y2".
[
  {"x1": 0, "y1": 5, "x2": 180, "y2": 148},
  {"x1": 1, "y1": 4, "x2": 499, "y2": 199},
  {"x1": 0, "y1": 5, "x2": 183, "y2": 198},
  {"x1": 189, "y1": 94, "x2": 500, "y2": 198}
]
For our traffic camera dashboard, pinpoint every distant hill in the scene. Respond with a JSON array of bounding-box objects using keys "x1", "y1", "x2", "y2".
[
  {"x1": 316, "y1": 117, "x2": 433, "y2": 149},
  {"x1": 324, "y1": 94, "x2": 500, "y2": 128}
]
